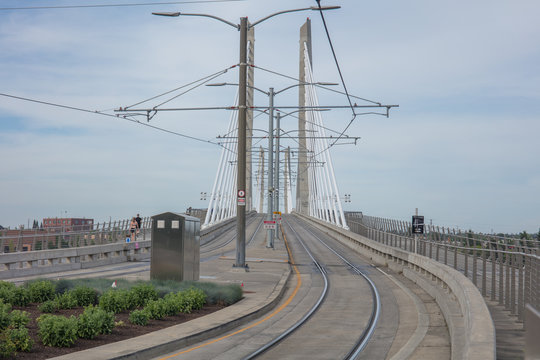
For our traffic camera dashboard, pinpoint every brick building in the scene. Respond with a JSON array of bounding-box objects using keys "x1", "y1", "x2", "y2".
[{"x1": 42, "y1": 218, "x2": 94, "y2": 232}]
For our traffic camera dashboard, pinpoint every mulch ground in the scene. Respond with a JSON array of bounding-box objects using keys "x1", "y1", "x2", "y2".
[{"x1": 11, "y1": 303, "x2": 226, "y2": 359}]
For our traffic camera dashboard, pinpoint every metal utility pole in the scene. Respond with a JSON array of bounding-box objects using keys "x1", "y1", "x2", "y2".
[
  {"x1": 235, "y1": 16, "x2": 248, "y2": 268},
  {"x1": 274, "y1": 111, "x2": 281, "y2": 239},
  {"x1": 266, "y1": 88, "x2": 275, "y2": 248},
  {"x1": 258, "y1": 146, "x2": 265, "y2": 213},
  {"x1": 149, "y1": 5, "x2": 341, "y2": 270}
]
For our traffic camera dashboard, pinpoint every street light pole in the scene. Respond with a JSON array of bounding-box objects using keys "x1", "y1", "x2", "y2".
[
  {"x1": 153, "y1": 5, "x2": 341, "y2": 270},
  {"x1": 235, "y1": 16, "x2": 248, "y2": 268}
]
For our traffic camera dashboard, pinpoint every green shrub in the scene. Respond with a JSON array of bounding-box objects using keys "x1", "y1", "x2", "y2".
[
  {"x1": 37, "y1": 314, "x2": 78, "y2": 347},
  {"x1": 0, "y1": 282, "x2": 15, "y2": 305},
  {"x1": 0, "y1": 302, "x2": 12, "y2": 330},
  {"x1": 163, "y1": 293, "x2": 183, "y2": 316},
  {"x1": 70, "y1": 286, "x2": 98, "y2": 307},
  {"x1": 12, "y1": 287, "x2": 31, "y2": 307},
  {"x1": 143, "y1": 299, "x2": 167, "y2": 320},
  {"x1": 9, "y1": 310, "x2": 30, "y2": 328},
  {"x1": 185, "y1": 288, "x2": 206, "y2": 310},
  {"x1": 6, "y1": 326, "x2": 33, "y2": 352},
  {"x1": 130, "y1": 284, "x2": 158, "y2": 307},
  {"x1": 55, "y1": 292, "x2": 78, "y2": 310},
  {"x1": 77, "y1": 305, "x2": 115, "y2": 339},
  {"x1": 129, "y1": 309, "x2": 149, "y2": 326},
  {"x1": 0, "y1": 329, "x2": 16, "y2": 358},
  {"x1": 27, "y1": 280, "x2": 55, "y2": 303},
  {"x1": 98, "y1": 289, "x2": 132, "y2": 313},
  {"x1": 39, "y1": 300, "x2": 58, "y2": 314}
]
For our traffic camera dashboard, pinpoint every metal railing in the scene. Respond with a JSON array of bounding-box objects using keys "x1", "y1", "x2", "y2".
[
  {"x1": 345, "y1": 212, "x2": 540, "y2": 323},
  {"x1": 0, "y1": 217, "x2": 152, "y2": 253}
]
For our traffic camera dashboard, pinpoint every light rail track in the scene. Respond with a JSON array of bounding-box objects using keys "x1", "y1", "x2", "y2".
[{"x1": 244, "y1": 215, "x2": 381, "y2": 359}]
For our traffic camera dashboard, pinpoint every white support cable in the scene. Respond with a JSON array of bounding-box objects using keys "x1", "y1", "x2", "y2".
[
  {"x1": 204, "y1": 91, "x2": 239, "y2": 227},
  {"x1": 204, "y1": 110, "x2": 233, "y2": 226},
  {"x1": 212, "y1": 111, "x2": 236, "y2": 224},
  {"x1": 302, "y1": 45, "x2": 348, "y2": 229},
  {"x1": 306, "y1": 79, "x2": 336, "y2": 223}
]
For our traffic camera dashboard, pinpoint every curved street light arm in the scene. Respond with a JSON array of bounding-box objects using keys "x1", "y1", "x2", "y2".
[
  {"x1": 250, "y1": 6, "x2": 340, "y2": 28},
  {"x1": 206, "y1": 82, "x2": 269, "y2": 96},
  {"x1": 152, "y1": 11, "x2": 239, "y2": 29}
]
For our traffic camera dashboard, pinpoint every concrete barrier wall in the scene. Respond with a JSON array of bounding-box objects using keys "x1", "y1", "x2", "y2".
[
  {"x1": 0, "y1": 241, "x2": 151, "y2": 280},
  {"x1": 0, "y1": 213, "x2": 254, "y2": 280},
  {"x1": 297, "y1": 213, "x2": 496, "y2": 360},
  {"x1": 525, "y1": 304, "x2": 540, "y2": 359}
]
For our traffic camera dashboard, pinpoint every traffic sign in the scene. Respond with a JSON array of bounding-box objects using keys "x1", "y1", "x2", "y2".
[
  {"x1": 412, "y1": 215, "x2": 424, "y2": 234},
  {"x1": 263, "y1": 220, "x2": 276, "y2": 230},
  {"x1": 237, "y1": 189, "x2": 246, "y2": 206}
]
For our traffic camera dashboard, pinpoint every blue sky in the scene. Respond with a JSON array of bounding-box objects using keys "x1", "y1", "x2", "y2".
[{"x1": 1, "y1": 0, "x2": 539, "y2": 234}]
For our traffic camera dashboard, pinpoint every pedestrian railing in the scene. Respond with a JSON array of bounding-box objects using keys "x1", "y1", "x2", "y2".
[
  {"x1": 345, "y1": 213, "x2": 540, "y2": 323},
  {"x1": 0, "y1": 217, "x2": 152, "y2": 253}
]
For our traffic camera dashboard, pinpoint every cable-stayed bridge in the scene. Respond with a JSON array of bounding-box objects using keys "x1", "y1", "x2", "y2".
[
  {"x1": 204, "y1": 19, "x2": 350, "y2": 231},
  {"x1": 0, "y1": 15, "x2": 537, "y2": 360}
]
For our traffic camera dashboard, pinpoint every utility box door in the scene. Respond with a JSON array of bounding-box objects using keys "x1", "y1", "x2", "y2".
[{"x1": 150, "y1": 212, "x2": 200, "y2": 282}]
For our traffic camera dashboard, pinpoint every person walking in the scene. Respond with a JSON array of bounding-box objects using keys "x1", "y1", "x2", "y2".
[
  {"x1": 135, "y1": 214, "x2": 142, "y2": 230},
  {"x1": 129, "y1": 217, "x2": 138, "y2": 241}
]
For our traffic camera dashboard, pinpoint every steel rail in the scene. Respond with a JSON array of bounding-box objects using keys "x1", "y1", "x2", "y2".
[
  {"x1": 245, "y1": 215, "x2": 381, "y2": 358},
  {"x1": 201, "y1": 215, "x2": 263, "y2": 255},
  {"x1": 296, "y1": 217, "x2": 381, "y2": 358},
  {"x1": 242, "y1": 216, "x2": 329, "y2": 359}
]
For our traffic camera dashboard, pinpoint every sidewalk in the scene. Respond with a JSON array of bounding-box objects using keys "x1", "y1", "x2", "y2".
[{"x1": 50, "y1": 237, "x2": 291, "y2": 359}]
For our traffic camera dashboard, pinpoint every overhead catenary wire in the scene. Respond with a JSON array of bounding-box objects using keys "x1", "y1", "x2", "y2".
[
  {"x1": 0, "y1": 92, "x2": 227, "y2": 149},
  {"x1": 0, "y1": 0, "x2": 245, "y2": 11},
  {"x1": 123, "y1": 65, "x2": 235, "y2": 110},
  {"x1": 315, "y1": 0, "x2": 358, "y2": 151},
  {"x1": 252, "y1": 64, "x2": 382, "y2": 106}
]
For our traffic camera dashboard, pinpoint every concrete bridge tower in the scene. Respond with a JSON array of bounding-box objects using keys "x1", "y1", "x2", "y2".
[{"x1": 296, "y1": 18, "x2": 312, "y2": 214}]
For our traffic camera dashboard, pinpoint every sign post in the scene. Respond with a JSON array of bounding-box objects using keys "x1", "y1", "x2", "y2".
[{"x1": 412, "y1": 209, "x2": 424, "y2": 254}]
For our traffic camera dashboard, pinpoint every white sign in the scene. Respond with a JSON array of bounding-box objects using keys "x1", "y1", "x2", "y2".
[{"x1": 263, "y1": 220, "x2": 276, "y2": 230}]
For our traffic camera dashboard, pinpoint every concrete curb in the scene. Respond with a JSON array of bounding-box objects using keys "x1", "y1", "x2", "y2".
[{"x1": 50, "y1": 268, "x2": 292, "y2": 360}]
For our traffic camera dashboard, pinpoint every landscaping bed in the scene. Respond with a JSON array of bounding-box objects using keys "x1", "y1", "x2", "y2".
[{"x1": 0, "y1": 279, "x2": 242, "y2": 359}]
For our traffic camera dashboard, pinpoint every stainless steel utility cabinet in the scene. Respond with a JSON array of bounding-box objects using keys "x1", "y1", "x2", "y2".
[{"x1": 150, "y1": 212, "x2": 200, "y2": 282}]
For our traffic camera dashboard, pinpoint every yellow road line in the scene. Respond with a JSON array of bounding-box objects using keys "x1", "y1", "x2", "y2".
[{"x1": 159, "y1": 225, "x2": 301, "y2": 359}]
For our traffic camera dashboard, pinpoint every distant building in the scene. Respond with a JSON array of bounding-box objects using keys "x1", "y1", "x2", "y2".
[
  {"x1": 42, "y1": 218, "x2": 94, "y2": 232},
  {"x1": 0, "y1": 218, "x2": 95, "y2": 253}
]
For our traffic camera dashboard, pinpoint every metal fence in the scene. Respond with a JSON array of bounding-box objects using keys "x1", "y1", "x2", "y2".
[
  {"x1": 345, "y1": 212, "x2": 540, "y2": 323},
  {"x1": 0, "y1": 217, "x2": 152, "y2": 253}
]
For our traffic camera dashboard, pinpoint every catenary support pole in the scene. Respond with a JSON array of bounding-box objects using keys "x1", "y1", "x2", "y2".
[{"x1": 235, "y1": 16, "x2": 248, "y2": 268}]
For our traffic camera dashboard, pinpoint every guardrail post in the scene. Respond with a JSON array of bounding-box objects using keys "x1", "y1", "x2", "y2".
[
  {"x1": 511, "y1": 252, "x2": 517, "y2": 315},
  {"x1": 491, "y1": 246, "x2": 496, "y2": 301},
  {"x1": 518, "y1": 252, "x2": 524, "y2": 321},
  {"x1": 464, "y1": 246, "x2": 469, "y2": 279},
  {"x1": 482, "y1": 247, "x2": 487, "y2": 296},
  {"x1": 499, "y1": 250, "x2": 505, "y2": 305},
  {"x1": 505, "y1": 255, "x2": 511, "y2": 310},
  {"x1": 472, "y1": 238, "x2": 478, "y2": 286},
  {"x1": 525, "y1": 253, "x2": 531, "y2": 309}
]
